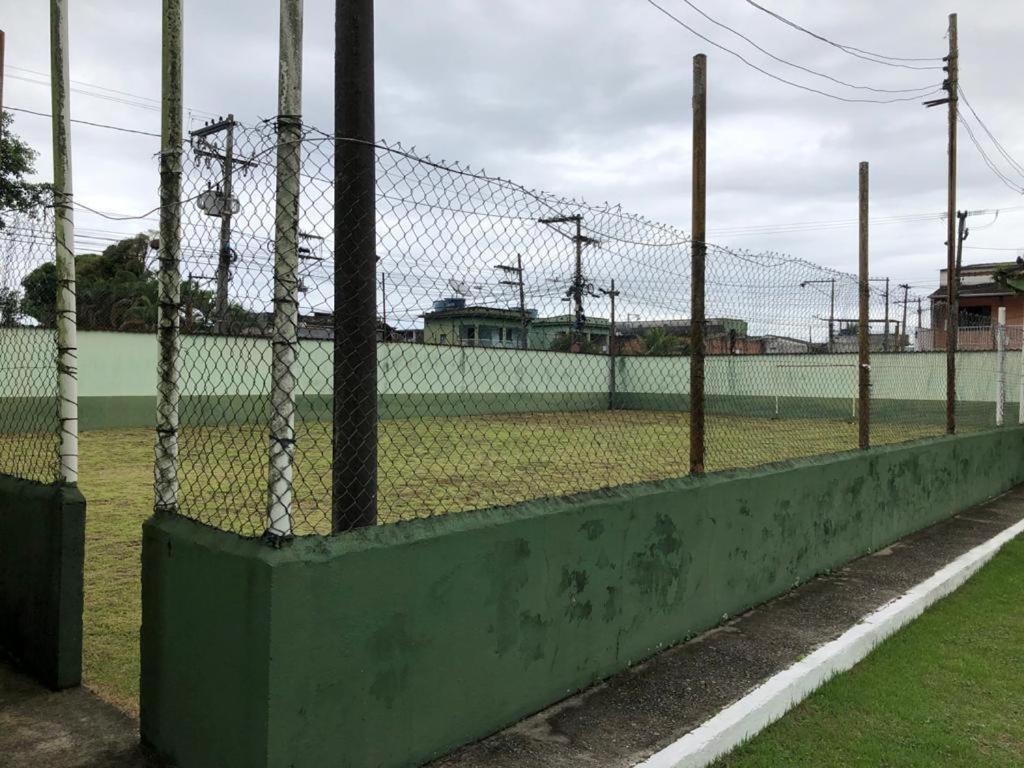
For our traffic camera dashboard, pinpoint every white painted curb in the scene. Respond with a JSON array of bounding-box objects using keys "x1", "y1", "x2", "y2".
[{"x1": 635, "y1": 516, "x2": 1024, "y2": 768}]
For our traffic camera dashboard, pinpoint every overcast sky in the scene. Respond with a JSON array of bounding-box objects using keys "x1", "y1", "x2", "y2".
[{"x1": 4, "y1": 0, "x2": 1024, "y2": 304}]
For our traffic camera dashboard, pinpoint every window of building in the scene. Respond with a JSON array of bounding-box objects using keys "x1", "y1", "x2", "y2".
[{"x1": 959, "y1": 306, "x2": 992, "y2": 329}]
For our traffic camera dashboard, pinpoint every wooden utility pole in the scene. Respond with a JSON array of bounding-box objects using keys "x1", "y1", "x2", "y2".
[
  {"x1": 216, "y1": 116, "x2": 235, "y2": 331},
  {"x1": 601, "y1": 279, "x2": 620, "y2": 410},
  {"x1": 496, "y1": 255, "x2": 528, "y2": 349},
  {"x1": 190, "y1": 115, "x2": 252, "y2": 333},
  {"x1": 690, "y1": 53, "x2": 707, "y2": 475},
  {"x1": 858, "y1": 162, "x2": 870, "y2": 450},
  {"x1": 931, "y1": 13, "x2": 958, "y2": 433},
  {"x1": 899, "y1": 283, "x2": 910, "y2": 351},
  {"x1": 539, "y1": 215, "x2": 597, "y2": 349}
]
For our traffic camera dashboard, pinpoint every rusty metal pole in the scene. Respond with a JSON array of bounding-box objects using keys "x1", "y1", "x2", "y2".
[
  {"x1": 945, "y1": 13, "x2": 959, "y2": 434},
  {"x1": 155, "y1": 0, "x2": 183, "y2": 512},
  {"x1": 333, "y1": 0, "x2": 377, "y2": 532},
  {"x1": 50, "y1": 0, "x2": 78, "y2": 484},
  {"x1": 858, "y1": 162, "x2": 870, "y2": 450},
  {"x1": 267, "y1": 0, "x2": 304, "y2": 539},
  {"x1": 689, "y1": 53, "x2": 707, "y2": 475}
]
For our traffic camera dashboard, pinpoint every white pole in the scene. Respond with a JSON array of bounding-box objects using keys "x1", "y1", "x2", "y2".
[
  {"x1": 267, "y1": 0, "x2": 303, "y2": 538},
  {"x1": 996, "y1": 306, "x2": 1006, "y2": 427},
  {"x1": 51, "y1": 0, "x2": 78, "y2": 484},
  {"x1": 155, "y1": 0, "x2": 182, "y2": 512},
  {"x1": 1019, "y1": 323, "x2": 1024, "y2": 425}
]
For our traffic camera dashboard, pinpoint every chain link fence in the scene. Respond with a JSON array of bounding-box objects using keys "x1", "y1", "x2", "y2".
[
  {"x1": 157, "y1": 120, "x2": 1012, "y2": 539},
  {"x1": 0, "y1": 209, "x2": 60, "y2": 484}
]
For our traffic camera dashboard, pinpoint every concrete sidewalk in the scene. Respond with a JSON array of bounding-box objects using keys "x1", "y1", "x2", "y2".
[
  {"x1": 0, "y1": 662, "x2": 155, "y2": 768},
  {"x1": 433, "y1": 486, "x2": 1024, "y2": 767},
  {"x1": 2, "y1": 487, "x2": 1023, "y2": 768}
]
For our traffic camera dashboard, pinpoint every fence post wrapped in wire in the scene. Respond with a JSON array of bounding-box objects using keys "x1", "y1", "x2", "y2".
[
  {"x1": 266, "y1": 0, "x2": 304, "y2": 540},
  {"x1": 155, "y1": 0, "x2": 183, "y2": 514},
  {"x1": 51, "y1": 0, "x2": 78, "y2": 484}
]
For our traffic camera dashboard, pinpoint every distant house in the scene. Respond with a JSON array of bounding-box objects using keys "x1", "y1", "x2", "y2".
[
  {"x1": 529, "y1": 315, "x2": 610, "y2": 352},
  {"x1": 830, "y1": 322, "x2": 900, "y2": 354},
  {"x1": 421, "y1": 300, "x2": 531, "y2": 348},
  {"x1": 925, "y1": 262, "x2": 1024, "y2": 351},
  {"x1": 616, "y1": 317, "x2": 750, "y2": 354}
]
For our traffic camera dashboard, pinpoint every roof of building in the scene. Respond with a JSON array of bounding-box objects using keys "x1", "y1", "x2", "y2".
[
  {"x1": 928, "y1": 281, "x2": 1015, "y2": 300},
  {"x1": 420, "y1": 306, "x2": 526, "y2": 322},
  {"x1": 531, "y1": 314, "x2": 610, "y2": 328}
]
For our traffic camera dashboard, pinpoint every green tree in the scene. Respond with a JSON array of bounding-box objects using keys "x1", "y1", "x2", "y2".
[
  {"x1": 19, "y1": 232, "x2": 257, "y2": 333},
  {"x1": 0, "y1": 112, "x2": 50, "y2": 227},
  {"x1": 0, "y1": 286, "x2": 20, "y2": 326},
  {"x1": 20, "y1": 261, "x2": 58, "y2": 326}
]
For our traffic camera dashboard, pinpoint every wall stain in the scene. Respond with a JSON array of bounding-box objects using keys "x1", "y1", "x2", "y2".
[
  {"x1": 580, "y1": 519, "x2": 605, "y2": 541},
  {"x1": 487, "y1": 538, "x2": 533, "y2": 655},
  {"x1": 368, "y1": 613, "x2": 418, "y2": 710},
  {"x1": 628, "y1": 514, "x2": 688, "y2": 607}
]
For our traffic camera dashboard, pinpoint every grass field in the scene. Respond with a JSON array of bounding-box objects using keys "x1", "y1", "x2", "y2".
[
  {"x1": 76, "y1": 410, "x2": 946, "y2": 714},
  {"x1": 713, "y1": 535, "x2": 1024, "y2": 767}
]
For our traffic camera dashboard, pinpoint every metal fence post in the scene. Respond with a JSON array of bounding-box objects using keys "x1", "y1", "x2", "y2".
[
  {"x1": 1019, "y1": 328, "x2": 1024, "y2": 426},
  {"x1": 996, "y1": 306, "x2": 1006, "y2": 427},
  {"x1": 333, "y1": 0, "x2": 377, "y2": 532},
  {"x1": 50, "y1": 0, "x2": 77, "y2": 484},
  {"x1": 858, "y1": 162, "x2": 870, "y2": 450},
  {"x1": 155, "y1": 0, "x2": 183, "y2": 512},
  {"x1": 267, "y1": 0, "x2": 304, "y2": 539},
  {"x1": 689, "y1": 53, "x2": 707, "y2": 475}
]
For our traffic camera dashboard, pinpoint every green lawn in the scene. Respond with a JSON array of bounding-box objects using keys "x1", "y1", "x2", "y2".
[
  {"x1": 713, "y1": 536, "x2": 1024, "y2": 768},
  {"x1": 76, "y1": 411, "x2": 945, "y2": 715}
]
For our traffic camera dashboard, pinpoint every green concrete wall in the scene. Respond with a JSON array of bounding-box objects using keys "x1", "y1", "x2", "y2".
[
  {"x1": 1, "y1": 329, "x2": 1016, "y2": 429},
  {"x1": 0, "y1": 474, "x2": 85, "y2": 690},
  {"x1": 140, "y1": 427, "x2": 1024, "y2": 768}
]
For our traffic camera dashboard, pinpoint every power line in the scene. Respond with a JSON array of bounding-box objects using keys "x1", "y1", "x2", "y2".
[
  {"x1": 957, "y1": 86, "x2": 1024, "y2": 180},
  {"x1": 670, "y1": 0, "x2": 938, "y2": 95},
  {"x1": 6, "y1": 105, "x2": 160, "y2": 138},
  {"x1": 958, "y1": 115, "x2": 1024, "y2": 195},
  {"x1": 742, "y1": 0, "x2": 945, "y2": 69},
  {"x1": 709, "y1": 206, "x2": 1024, "y2": 238},
  {"x1": 5, "y1": 64, "x2": 218, "y2": 117},
  {"x1": 641, "y1": 0, "x2": 942, "y2": 104}
]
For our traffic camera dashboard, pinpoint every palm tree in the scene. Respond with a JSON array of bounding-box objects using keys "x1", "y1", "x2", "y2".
[{"x1": 642, "y1": 327, "x2": 679, "y2": 356}]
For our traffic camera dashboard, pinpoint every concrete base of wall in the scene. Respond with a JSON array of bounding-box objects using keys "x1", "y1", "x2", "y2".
[
  {"x1": 4, "y1": 393, "x2": 1011, "y2": 431},
  {"x1": 140, "y1": 428, "x2": 1024, "y2": 768},
  {"x1": 0, "y1": 474, "x2": 85, "y2": 690}
]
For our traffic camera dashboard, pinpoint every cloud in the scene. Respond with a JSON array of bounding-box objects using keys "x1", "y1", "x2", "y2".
[{"x1": 3, "y1": 0, "x2": 1023, "y2": 304}]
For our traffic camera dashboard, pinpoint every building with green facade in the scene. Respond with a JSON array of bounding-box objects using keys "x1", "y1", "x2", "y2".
[
  {"x1": 421, "y1": 304, "x2": 530, "y2": 348},
  {"x1": 528, "y1": 315, "x2": 610, "y2": 352},
  {"x1": 421, "y1": 302, "x2": 610, "y2": 352}
]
